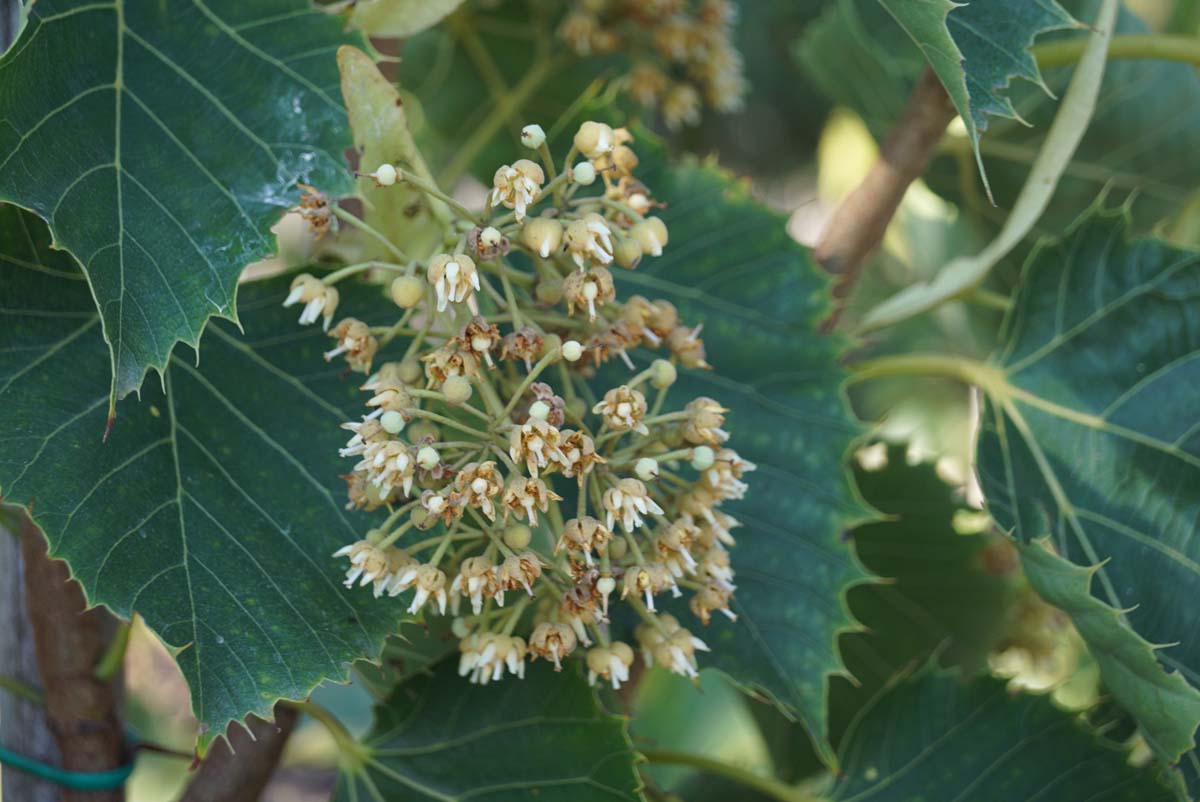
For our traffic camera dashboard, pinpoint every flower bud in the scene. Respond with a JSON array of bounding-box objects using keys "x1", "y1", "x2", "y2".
[
  {"x1": 373, "y1": 163, "x2": 397, "y2": 186},
  {"x1": 635, "y1": 457, "x2": 659, "y2": 481},
  {"x1": 443, "y1": 375, "x2": 473, "y2": 405},
  {"x1": 521, "y1": 218, "x2": 564, "y2": 259},
  {"x1": 380, "y1": 410, "x2": 406, "y2": 434},
  {"x1": 398, "y1": 358, "x2": 423, "y2": 384},
  {"x1": 504, "y1": 523, "x2": 532, "y2": 550},
  {"x1": 562, "y1": 340, "x2": 584, "y2": 362},
  {"x1": 417, "y1": 446, "x2": 440, "y2": 470},
  {"x1": 536, "y1": 276, "x2": 564, "y2": 305},
  {"x1": 572, "y1": 161, "x2": 597, "y2": 185},
  {"x1": 691, "y1": 445, "x2": 715, "y2": 471},
  {"x1": 520, "y1": 123, "x2": 547, "y2": 149},
  {"x1": 407, "y1": 420, "x2": 440, "y2": 442},
  {"x1": 614, "y1": 236, "x2": 643, "y2": 269},
  {"x1": 390, "y1": 275, "x2": 424, "y2": 308},
  {"x1": 480, "y1": 226, "x2": 504, "y2": 249},
  {"x1": 650, "y1": 359, "x2": 677, "y2": 389},
  {"x1": 529, "y1": 400, "x2": 551, "y2": 421}
]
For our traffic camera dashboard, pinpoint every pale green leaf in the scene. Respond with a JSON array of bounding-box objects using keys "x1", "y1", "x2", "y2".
[
  {"x1": 338, "y1": 45, "x2": 449, "y2": 261},
  {"x1": 830, "y1": 671, "x2": 1175, "y2": 800},
  {"x1": 348, "y1": 0, "x2": 465, "y2": 39},
  {"x1": 977, "y1": 205, "x2": 1200, "y2": 762},
  {"x1": 335, "y1": 662, "x2": 642, "y2": 802},
  {"x1": 0, "y1": 0, "x2": 361, "y2": 399},
  {"x1": 0, "y1": 205, "x2": 404, "y2": 742}
]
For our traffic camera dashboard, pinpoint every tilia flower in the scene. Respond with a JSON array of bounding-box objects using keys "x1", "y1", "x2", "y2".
[
  {"x1": 427, "y1": 254, "x2": 480, "y2": 313},
  {"x1": 283, "y1": 273, "x2": 339, "y2": 330},
  {"x1": 491, "y1": 159, "x2": 544, "y2": 221}
]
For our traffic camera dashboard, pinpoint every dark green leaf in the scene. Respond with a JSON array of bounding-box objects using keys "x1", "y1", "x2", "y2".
[
  {"x1": 977, "y1": 205, "x2": 1200, "y2": 762},
  {"x1": 336, "y1": 661, "x2": 642, "y2": 802},
  {"x1": 0, "y1": 0, "x2": 360, "y2": 398},
  {"x1": 0, "y1": 204, "x2": 403, "y2": 742},
  {"x1": 618, "y1": 155, "x2": 870, "y2": 762},
  {"x1": 877, "y1": 0, "x2": 1075, "y2": 189},
  {"x1": 831, "y1": 671, "x2": 1175, "y2": 801}
]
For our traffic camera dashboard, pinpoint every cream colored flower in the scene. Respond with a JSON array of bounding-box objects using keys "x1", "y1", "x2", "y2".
[
  {"x1": 564, "y1": 266, "x2": 615, "y2": 321},
  {"x1": 325, "y1": 318, "x2": 378, "y2": 373},
  {"x1": 454, "y1": 461, "x2": 503, "y2": 521},
  {"x1": 556, "y1": 430, "x2": 606, "y2": 481},
  {"x1": 459, "y1": 633, "x2": 527, "y2": 684},
  {"x1": 564, "y1": 213, "x2": 614, "y2": 270},
  {"x1": 603, "y1": 478, "x2": 664, "y2": 533},
  {"x1": 586, "y1": 642, "x2": 634, "y2": 689},
  {"x1": 450, "y1": 556, "x2": 499, "y2": 615},
  {"x1": 555, "y1": 516, "x2": 612, "y2": 564},
  {"x1": 682, "y1": 397, "x2": 729, "y2": 445},
  {"x1": 509, "y1": 419, "x2": 566, "y2": 478},
  {"x1": 529, "y1": 623, "x2": 577, "y2": 670},
  {"x1": 427, "y1": 254, "x2": 480, "y2": 313},
  {"x1": 283, "y1": 273, "x2": 339, "y2": 330},
  {"x1": 592, "y1": 385, "x2": 648, "y2": 434},
  {"x1": 491, "y1": 159, "x2": 544, "y2": 221},
  {"x1": 502, "y1": 477, "x2": 562, "y2": 525}
]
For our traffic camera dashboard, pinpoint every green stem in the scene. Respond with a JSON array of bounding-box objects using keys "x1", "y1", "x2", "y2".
[
  {"x1": 285, "y1": 700, "x2": 368, "y2": 766},
  {"x1": 499, "y1": 350, "x2": 561, "y2": 420},
  {"x1": 847, "y1": 353, "x2": 1005, "y2": 392},
  {"x1": 1033, "y1": 33, "x2": 1200, "y2": 70},
  {"x1": 399, "y1": 168, "x2": 481, "y2": 225},
  {"x1": 322, "y1": 260, "x2": 410, "y2": 285},
  {"x1": 0, "y1": 673, "x2": 43, "y2": 706},
  {"x1": 332, "y1": 207, "x2": 409, "y2": 263},
  {"x1": 639, "y1": 750, "x2": 816, "y2": 802}
]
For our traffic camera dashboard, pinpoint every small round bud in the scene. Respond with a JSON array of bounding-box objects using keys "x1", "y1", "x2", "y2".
[
  {"x1": 451, "y1": 617, "x2": 471, "y2": 638},
  {"x1": 398, "y1": 358, "x2": 423, "y2": 384},
  {"x1": 380, "y1": 410, "x2": 406, "y2": 434},
  {"x1": 504, "y1": 523, "x2": 532, "y2": 550},
  {"x1": 480, "y1": 226, "x2": 503, "y2": 248},
  {"x1": 566, "y1": 397, "x2": 587, "y2": 420},
  {"x1": 417, "y1": 446, "x2": 440, "y2": 470},
  {"x1": 614, "y1": 237, "x2": 643, "y2": 269},
  {"x1": 411, "y1": 506, "x2": 430, "y2": 528},
  {"x1": 390, "y1": 275, "x2": 424, "y2": 308},
  {"x1": 374, "y1": 163, "x2": 397, "y2": 186},
  {"x1": 536, "y1": 276, "x2": 564, "y2": 305},
  {"x1": 442, "y1": 375, "x2": 473, "y2": 405},
  {"x1": 574, "y1": 121, "x2": 615, "y2": 160},
  {"x1": 425, "y1": 492, "x2": 446, "y2": 513},
  {"x1": 634, "y1": 457, "x2": 659, "y2": 481},
  {"x1": 596, "y1": 576, "x2": 616, "y2": 596},
  {"x1": 608, "y1": 537, "x2": 628, "y2": 560},
  {"x1": 541, "y1": 333, "x2": 563, "y2": 358},
  {"x1": 691, "y1": 445, "x2": 716, "y2": 471},
  {"x1": 572, "y1": 161, "x2": 597, "y2": 185},
  {"x1": 407, "y1": 420, "x2": 440, "y2": 442},
  {"x1": 561, "y1": 340, "x2": 584, "y2": 362},
  {"x1": 650, "y1": 359, "x2": 677, "y2": 390},
  {"x1": 520, "y1": 124, "x2": 546, "y2": 149},
  {"x1": 521, "y1": 217, "x2": 564, "y2": 259},
  {"x1": 529, "y1": 400, "x2": 551, "y2": 421}
]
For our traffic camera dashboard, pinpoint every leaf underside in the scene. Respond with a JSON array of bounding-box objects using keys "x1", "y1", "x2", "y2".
[
  {"x1": 0, "y1": 0, "x2": 360, "y2": 398},
  {"x1": 978, "y1": 206, "x2": 1200, "y2": 763},
  {"x1": 337, "y1": 662, "x2": 642, "y2": 802},
  {"x1": 832, "y1": 671, "x2": 1175, "y2": 801},
  {"x1": 0, "y1": 205, "x2": 404, "y2": 740}
]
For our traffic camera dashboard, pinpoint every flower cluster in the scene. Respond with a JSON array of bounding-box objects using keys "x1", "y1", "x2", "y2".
[
  {"x1": 558, "y1": 0, "x2": 747, "y2": 130},
  {"x1": 290, "y1": 120, "x2": 753, "y2": 688}
]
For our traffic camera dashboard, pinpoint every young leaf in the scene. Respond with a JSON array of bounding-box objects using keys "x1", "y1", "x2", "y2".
[
  {"x1": 977, "y1": 205, "x2": 1200, "y2": 762},
  {"x1": 335, "y1": 661, "x2": 642, "y2": 802},
  {"x1": 0, "y1": 205, "x2": 402, "y2": 743},
  {"x1": 831, "y1": 671, "x2": 1176, "y2": 800},
  {"x1": 347, "y1": 0, "x2": 465, "y2": 39},
  {"x1": 621, "y1": 156, "x2": 871, "y2": 764},
  {"x1": 878, "y1": 0, "x2": 1076, "y2": 192},
  {"x1": 338, "y1": 45, "x2": 448, "y2": 261},
  {"x1": 0, "y1": 0, "x2": 361, "y2": 400}
]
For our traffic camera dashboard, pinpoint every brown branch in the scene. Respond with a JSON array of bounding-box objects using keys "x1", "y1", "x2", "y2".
[
  {"x1": 178, "y1": 705, "x2": 299, "y2": 802},
  {"x1": 815, "y1": 67, "x2": 956, "y2": 330},
  {"x1": 20, "y1": 515, "x2": 126, "y2": 802}
]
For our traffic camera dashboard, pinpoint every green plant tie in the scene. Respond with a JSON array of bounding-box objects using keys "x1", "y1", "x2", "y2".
[{"x1": 0, "y1": 743, "x2": 134, "y2": 792}]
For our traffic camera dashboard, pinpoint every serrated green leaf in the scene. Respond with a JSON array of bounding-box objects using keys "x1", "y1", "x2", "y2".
[
  {"x1": 830, "y1": 671, "x2": 1175, "y2": 800},
  {"x1": 878, "y1": 0, "x2": 1076, "y2": 191},
  {"x1": 617, "y1": 155, "x2": 870, "y2": 763},
  {"x1": 347, "y1": 0, "x2": 465, "y2": 39},
  {"x1": 0, "y1": 0, "x2": 361, "y2": 400},
  {"x1": 1018, "y1": 543, "x2": 1200, "y2": 770},
  {"x1": 338, "y1": 45, "x2": 448, "y2": 261},
  {"x1": 0, "y1": 204, "x2": 404, "y2": 742},
  {"x1": 335, "y1": 662, "x2": 642, "y2": 802},
  {"x1": 977, "y1": 206, "x2": 1200, "y2": 762}
]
